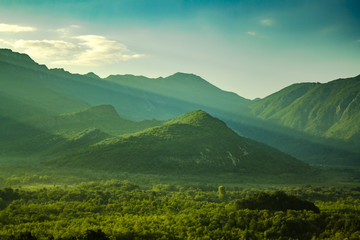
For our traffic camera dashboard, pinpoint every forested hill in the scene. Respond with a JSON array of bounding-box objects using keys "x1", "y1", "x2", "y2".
[
  {"x1": 49, "y1": 110, "x2": 310, "y2": 175},
  {"x1": 249, "y1": 75, "x2": 360, "y2": 143}
]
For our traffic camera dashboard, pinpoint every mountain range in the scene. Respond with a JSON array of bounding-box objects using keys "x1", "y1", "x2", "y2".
[
  {"x1": 0, "y1": 48, "x2": 359, "y2": 173},
  {"x1": 0, "y1": 48, "x2": 249, "y2": 121}
]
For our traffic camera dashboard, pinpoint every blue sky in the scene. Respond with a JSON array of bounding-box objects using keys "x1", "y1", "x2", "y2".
[{"x1": 0, "y1": 0, "x2": 359, "y2": 99}]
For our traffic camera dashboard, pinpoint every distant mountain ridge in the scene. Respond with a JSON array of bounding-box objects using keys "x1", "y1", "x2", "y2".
[
  {"x1": 0, "y1": 48, "x2": 251, "y2": 121},
  {"x1": 0, "y1": 48, "x2": 48, "y2": 72},
  {"x1": 103, "y1": 72, "x2": 251, "y2": 120},
  {"x1": 105, "y1": 72, "x2": 249, "y2": 113},
  {"x1": 33, "y1": 104, "x2": 163, "y2": 137},
  {"x1": 1, "y1": 48, "x2": 359, "y2": 167}
]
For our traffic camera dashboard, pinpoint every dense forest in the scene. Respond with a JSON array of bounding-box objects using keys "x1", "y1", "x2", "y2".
[{"x1": 0, "y1": 176, "x2": 359, "y2": 240}]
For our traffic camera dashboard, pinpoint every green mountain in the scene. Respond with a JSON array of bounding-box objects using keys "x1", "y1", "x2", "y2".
[
  {"x1": 1, "y1": 48, "x2": 359, "y2": 167},
  {"x1": 0, "y1": 104, "x2": 163, "y2": 160},
  {"x1": 0, "y1": 90, "x2": 70, "y2": 158},
  {"x1": 49, "y1": 110, "x2": 310, "y2": 175},
  {"x1": 105, "y1": 72, "x2": 250, "y2": 118},
  {"x1": 0, "y1": 50, "x2": 90, "y2": 117},
  {"x1": 239, "y1": 75, "x2": 360, "y2": 166},
  {"x1": 33, "y1": 104, "x2": 162, "y2": 137},
  {"x1": 0, "y1": 48, "x2": 251, "y2": 121},
  {"x1": 0, "y1": 115, "x2": 65, "y2": 158},
  {"x1": 249, "y1": 75, "x2": 360, "y2": 144}
]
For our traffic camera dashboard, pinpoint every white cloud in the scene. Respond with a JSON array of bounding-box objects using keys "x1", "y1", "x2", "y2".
[
  {"x1": 122, "y1": 54, "x2": 144, "y2": 60},
  {"x1": 12, "y1": 39, "x2": 78, "y2": 59},
  {"x1": 246, "y1": 31, "x2": 256, "y2": 36},
  {"x1": 0, "y1": 35, "x2": 144, "y2": 67},
  {"x1": 1, "y1": 26, "x2": 144, "y2": 67},
  {"x1": 53, "y1": 35, "x2": 144, "y2": 66},
  {"x1": 0, "y1": 23, "x2": 36, "y2": 32},
  {"x1": 56, "y1": 25, "x2": 81, "y2": 36},
  {"x1": 0, "y1": 39, "x2": 13, "y2": 47},
  {"x1": 260, "y1": 19, "x2": 273, "y2": 26},
  {"x1": 70, "y1": 25, "x2": 81, "y2": 29}
]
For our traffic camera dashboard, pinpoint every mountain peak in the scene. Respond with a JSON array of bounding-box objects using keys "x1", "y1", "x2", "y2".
[
  {"x1": 0, "y1": 48, "x2": 29, "y2": 59},
  {"x1": 167, "y1": 72, "x2": 205, "y2": 81},
  {"x1": 166, "y1": 72, "x2": 207, "y2": 83},
  {"x1": 85, "y1": 72, "x2": 101, "y2": 79},
  {"x1": 0, "y1": 48, "x2": 47, "y2": 70},
  {"x1": 165, "y1": 109, "x2": 229, "y2": 129},
  {"x1": 171, "y1": 72, "x2": 199, "y2": 78}
]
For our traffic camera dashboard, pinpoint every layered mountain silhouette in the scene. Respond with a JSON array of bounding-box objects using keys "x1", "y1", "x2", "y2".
[
  {"x1": 34, "y1": 104, "x2": 162, "y2": 136},
  {"x1": 1, "y1": 48, "x2": 359, "y2": 167},
  {"x1": 105, "y1": 72, "x2": 250, "y2": 118},
  {"x1": 0, "y1": 104, "x2": 163, "y2": 159},
  {"x1": 0, "y1": 49, "x2": 250, "y2": 121}
]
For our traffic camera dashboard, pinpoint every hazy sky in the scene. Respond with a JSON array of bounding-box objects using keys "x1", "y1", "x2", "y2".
[{"x1": 0, "y1": 0, "x2": 359, "y2": 99}]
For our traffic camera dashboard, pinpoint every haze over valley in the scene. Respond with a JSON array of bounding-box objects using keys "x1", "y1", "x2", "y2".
[{"x1": 0, "y1": 0, "x2": 360, "y2": 239}]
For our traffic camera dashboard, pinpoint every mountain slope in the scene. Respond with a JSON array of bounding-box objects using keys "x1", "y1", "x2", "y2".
[
  {"x1": 0, "y1": 50, "x2": 90, "y2": 117},
  {"x1": 34, "y1": 104, "x2": 162, "y2": 137},
  {"x1": 0, "y1": 103, "x2": 164, "y2": 161},
  {"x1": 2, "y1": 48, "x2": 359, "y2": 167},
  {"x1": 50, "y1": 110, "x2": 310, "y2": 175},
  {"x1": 249, "y1": 83, "x2": 318, "y2": 119},
  {"x1": 105, "y1": 72, "x2": 250, "y2": 116},
  {"x1": 0, "y1": 114, "x2": 70, "y2": 159},
  {"x1": 0, "y1": 49, "x2": 251, "y2": 121},
  {"x1": 249, "y1": 75, "x2": 360, "y2": 143}
]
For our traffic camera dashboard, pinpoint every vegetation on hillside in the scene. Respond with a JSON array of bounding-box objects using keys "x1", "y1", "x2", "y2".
[
  {"x1": 48, "y1": 110, "x2": 310, "y2": 176},
  {"x1": 249, "y1": 75, "x2": 360, "y2": 143},
  {"x1": 1, "y1": 44, "x2": 360, "y2": 240},
  {"x1": 0, "y1": 179, "x2": 359, "y2": 240},
  {"x1": 1, "y1": 48, "x2": 360, "y2": 167},
  {"x1": 33, "y1": 104, "x2": 163, "y2": 137}
]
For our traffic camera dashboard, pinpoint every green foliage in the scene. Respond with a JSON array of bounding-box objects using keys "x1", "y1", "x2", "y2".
[
  {"x1": 0, "y1": 188, "x2": 20, "y2": 209},
  {"x1": 0, "y1": 181, "x2": 358, "y2": 239},
  {"x1": 80, "y1": 229, "x2": 109, "y2": 240},
  {"x1": 234, "y1": 190, "x2": 320, "y2": 213},
  {"x1": 218, "y1": 185, "x2": 226, "y2": 199}
]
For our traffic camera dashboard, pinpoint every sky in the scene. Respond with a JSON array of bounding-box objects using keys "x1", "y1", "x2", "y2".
[{"x1": 0, "y1": 0, "x2": 359, "y2": 99}]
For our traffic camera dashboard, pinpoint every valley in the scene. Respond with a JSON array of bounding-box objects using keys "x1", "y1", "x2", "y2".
[{"x1": 0, "y1": 49, "x2": 359, "y2": 239}]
